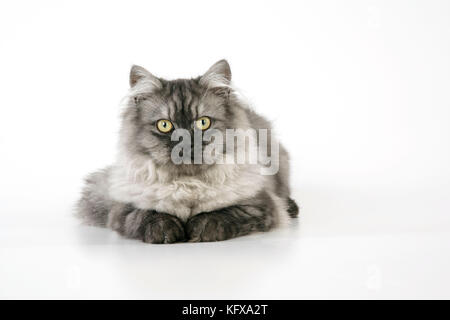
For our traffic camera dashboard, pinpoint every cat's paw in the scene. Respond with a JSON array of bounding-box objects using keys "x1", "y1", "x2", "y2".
[
  {"x1": 142, "y1": 212, "x2": 185, "y2": 244},
  {"x1": 186, "y1": 212, "x2": 237, "y2": 242}
]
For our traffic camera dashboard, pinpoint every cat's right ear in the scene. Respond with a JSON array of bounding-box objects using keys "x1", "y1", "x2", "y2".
[{"x1": 129, "y1": 65, "x2": 162, "y2": 89}]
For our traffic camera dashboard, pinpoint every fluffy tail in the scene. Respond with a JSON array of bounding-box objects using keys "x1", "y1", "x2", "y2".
[{"x1": 76, "y1": 167, "x2": 114, "y2": 226}]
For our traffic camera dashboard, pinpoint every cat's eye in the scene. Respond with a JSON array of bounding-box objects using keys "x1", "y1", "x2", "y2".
[
  {"x1": 195, "y1": 116, "x2": 211, "y2": 130},
  {"x1": 156, "y1": 119, "x2": 173, "y2": 133}
]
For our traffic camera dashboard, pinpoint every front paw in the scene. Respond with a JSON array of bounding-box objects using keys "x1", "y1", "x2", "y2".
[
  {"x1": 142, "y1": 212, "x2": 185, "y2": 244},
  {"x1": 186, "y1": 212, "x2": 237, "y2": 242}
]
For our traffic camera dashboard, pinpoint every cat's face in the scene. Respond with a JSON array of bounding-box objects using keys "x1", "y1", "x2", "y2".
[{"x1": 121, "y1": 60, "x2": 236, "y2": 168}]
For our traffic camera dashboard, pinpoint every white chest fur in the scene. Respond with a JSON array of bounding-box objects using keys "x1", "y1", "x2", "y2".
[{"x1": 108, "y1": 159, "x2": 268, "y2": 221}]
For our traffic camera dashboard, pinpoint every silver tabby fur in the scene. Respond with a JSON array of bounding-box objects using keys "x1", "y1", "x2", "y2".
[{"x1": 76, "y1": 60, "x2": 298, "y2": 243}]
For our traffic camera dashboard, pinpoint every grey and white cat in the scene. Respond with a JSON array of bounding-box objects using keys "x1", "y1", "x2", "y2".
[{"x1": 76, "y1": 60, "x2": 298, "y2": 243}]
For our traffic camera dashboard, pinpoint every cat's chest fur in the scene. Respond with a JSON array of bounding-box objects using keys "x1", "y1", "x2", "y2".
[{"x1": 108, "y1": 159, "x2": 267, "y2": 221}]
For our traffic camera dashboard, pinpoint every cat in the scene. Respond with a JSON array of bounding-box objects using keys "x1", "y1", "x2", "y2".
[{"x1": 76, "y1": 60, "x2": 298, "y2": 243}]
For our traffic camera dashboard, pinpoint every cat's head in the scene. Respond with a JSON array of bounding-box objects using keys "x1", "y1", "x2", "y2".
[{"x1": 120, "y1": 60, "x2": 247, "y2": 170}]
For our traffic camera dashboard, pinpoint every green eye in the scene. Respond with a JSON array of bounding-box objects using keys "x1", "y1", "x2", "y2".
[
  {"x1": 156, "y1": 119, "x2": 173, "y2": 133},
  {"x1": 195, "y1": 116, "x2": 211, "y2": 130}
]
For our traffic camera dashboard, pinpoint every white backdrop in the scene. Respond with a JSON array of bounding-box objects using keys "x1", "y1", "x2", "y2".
[{"x1": 0, "y1": 0, "x2": 449, "y2": 299}]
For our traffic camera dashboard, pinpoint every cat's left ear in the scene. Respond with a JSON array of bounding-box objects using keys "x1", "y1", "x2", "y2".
[{"x1": 200, "y1": 59, "x2": 232, "y2": 89}]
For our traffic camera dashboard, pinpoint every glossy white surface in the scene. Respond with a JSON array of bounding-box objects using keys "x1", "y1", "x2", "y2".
[
  {"x1": 1, "y1": 0, "x2": 450, "y2": 299},
  {"x1": 1, "y1": 185, "x2": 449, "y2": 299}
]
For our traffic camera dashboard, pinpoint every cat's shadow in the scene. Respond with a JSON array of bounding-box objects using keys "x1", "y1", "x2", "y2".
[
  {"x1": 72, "y1": 219, "x2": 301, "y2": 297},
  {"x1": 73, "y1": 218, "x2": 301, "y2": 247}
]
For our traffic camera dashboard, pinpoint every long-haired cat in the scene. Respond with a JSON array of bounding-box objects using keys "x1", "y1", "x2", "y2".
[{"x1": 76, "y1": 60, "x2": 298, "y2": 243}]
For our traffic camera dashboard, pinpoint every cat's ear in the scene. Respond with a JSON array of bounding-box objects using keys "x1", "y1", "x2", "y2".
[
  {"x1": 129, "y1": 65, "x2": 162, "y2": 89},
  {"x1": 200, "y1": 59, "x2": 232, "y2": 89}
]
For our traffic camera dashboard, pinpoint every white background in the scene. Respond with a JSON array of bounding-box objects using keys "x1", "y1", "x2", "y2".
[{"x1": 0, "y1": 0, "x2": 449, "y2": 299}]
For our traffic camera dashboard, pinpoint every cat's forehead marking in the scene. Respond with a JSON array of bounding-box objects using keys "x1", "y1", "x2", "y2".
[
  {"x1": 144, "y1": 79, "x2": 228, "y2": 126},
  {"x1": 162, "y1": 79, "x2": 203, "y2": 125},
  {"x1": 167, "y1": 97, "x2": 176, "y2": 121}
]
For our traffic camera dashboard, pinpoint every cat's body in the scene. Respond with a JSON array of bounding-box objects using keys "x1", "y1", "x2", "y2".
[{"x1": 77, "y1": 60, "x2": 298, "y2": 243}]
